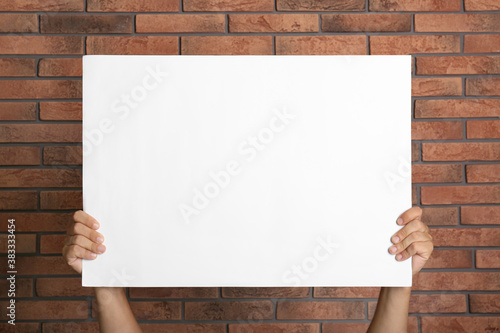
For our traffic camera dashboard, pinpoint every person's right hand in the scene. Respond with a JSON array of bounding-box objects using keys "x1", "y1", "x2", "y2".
[{"x1": 62, "y1": 210, "x2": 106, "y2": 274}]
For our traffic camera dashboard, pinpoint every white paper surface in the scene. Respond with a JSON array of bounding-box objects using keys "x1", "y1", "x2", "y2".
[{"x1": 82, "y1": 55, "x2": 412, "y2": 287}]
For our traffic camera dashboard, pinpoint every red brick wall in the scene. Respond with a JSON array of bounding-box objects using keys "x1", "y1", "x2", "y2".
[{"x1": 0, "y1": 0, "x2": 499, "y2": 332}]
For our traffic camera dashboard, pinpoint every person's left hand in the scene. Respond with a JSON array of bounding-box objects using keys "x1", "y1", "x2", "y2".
[{"x1": 388, "y1": 206, "x2": 433, "y2": 276}]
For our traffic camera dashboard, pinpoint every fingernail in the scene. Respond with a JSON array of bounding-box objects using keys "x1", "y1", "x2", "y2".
[
  {"x1": 392, "y1": 236, "x2": 400, "y2": 243},
  {"x1": 389, "y1": 246, "x2": 397, "y2": 254},
  {"x1": 97, "y1": 245, "x2": 105, "y2": 253},
  {"x1": 397, "y1": 218, "x2": 403, "y2": 224},
  {"x1": 396, "y1": 254, "x2": 403, "y2": 260},
  {"x1": 90, "y1": 252, "x2": 97, "y2": 258},
  {"x1": 93, "y1": 223, "x2": 99, "y2": 229},
  {"x1": 96, "y1": 236, "x2": 104, "y2": 243}
]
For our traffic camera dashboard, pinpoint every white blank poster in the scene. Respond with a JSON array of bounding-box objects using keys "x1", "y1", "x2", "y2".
[{"x1": 82, "y1": 55, "x2": 412, "y2": 287}]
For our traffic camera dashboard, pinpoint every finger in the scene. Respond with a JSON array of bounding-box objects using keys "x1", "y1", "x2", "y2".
[
  {"x1": 391, "y1": 218, "x2": 429, "y2": 244},
  {"x1": 389, "y1": 231, "x2": 431, "y2": 255},
  {"x1": 62, "y1": 244, "x2": 98, "y2": 264},
  {"x1": 67, "y1": 221, "x2": 105, "y2": 245},
  {"x1": 65, "y1": 234, "x2": 106, "y2": 254},
  {"x1": 73, "y1": 210, "x2": 100, "y2": 230},
  {"x1": 396, "y1": 206, "x2": 423, "y2": 225},
  {"x1": 395, "y1": 240, "x2": 434, "y2": 261}
]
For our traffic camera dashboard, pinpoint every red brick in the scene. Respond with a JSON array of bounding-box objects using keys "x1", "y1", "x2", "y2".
[
  {"x1": 322, "y1": 323, "x2": 369, "y2": 333},
  {"x1": 416, "y1": 14, "x2": 500, "y2": 32},
  {"x1": 369, "y1": 0, "x2": 461, "y2": 11},
  {"x1": 130, "y1": 287, "x2": 218, "y2": 299},
  {"x1": 422, "y1": 185, "x2": 500, "y2": 204},
  {"x1": 39, "y1": 101, "x2": 81, "y2": 120},
  {"x1": 430, "y1": 228, "x2": 500, "y2": 246},
  {"x1": 421, "y1": 207, "x2": 458, "y2": 225},
  {"x1": 0, "y1": 169, "x2": 81, "y2": 188},
  {"x1": 229, "y1": 14, "x2": 318, "y2": 33},
  {"x1": 36, "y1": 277, "x2": 93, "y2": 297},
  {"x1": 0, "y1": 124, "x2": 82, "y2": 143},
  {"x1": 0, "y1": 278, "x2": 32, "y2": 297},
  {"x1": 370, "y1": 35, "x2": 460, "y2": 55},
  {"x1": 185, "y1": 0, "x2": 273, "y2": 11},
  {"x1": 41, "y1": 14, "x2": 132, "y2": 34},
  {"x1": 461, "y1": 206, "x2": 500, "y2": 225},
  {"x1": 0, "y1": 191, "x2": 37, "y2": 210},
  {"x1": 0, "y1": 13, "x2": 37, "y2": 32},
  {"x1": 412, "y1": 185, "x2": 417, "y2": 205},
  {"x1": 422, "y1": 143, "x2": 500, "y2": 161},
  {"x1": 466, "y1": 77, "x2": 500, "y2": 96},
  {"x1": 414, "y1": 272, "x2": 500, "y2": 290},
  {"x1": 322, "y1": 14, "x2": 411, "y2": 32},
  {"x1": 371, "y1": 294, "x2": 466, "y2": 315},
  {"x1": 40, "y1": 191, "x2": 82, "y2": 210},
  {"x1": 40, "y1": 234, "x2": 66, "y2": 254},
  {"x1": 0, "y1": 234, "x2": 36, "y2": 253},
  {"x1": 467, "y1": 164, "x2": 500, "y2": 183},
  {"x1": 412, "y1": 164, "x2": 462, "y2": 183},
  {"x1": 0, "y1": 256, "x2": 76, "y2": 275},
  {"x1": 411, "y1": 121, "x2": 463, "y2": 140},
  {"x1": 222, "y1": 287, "x2": 309, "y2": 298},
  {"x1": 0, "y1": 147, "x2": 40, "y2": 166},
  {"x1": 185, "y1": 301, "x2": 274, "y2": 320},
  {"x1": 44, "y1": 146, "x2": 82, "y2": 165},
  {"x1": 182, "y1": 36, "x2": 273, "y2": 55},
  {"x1": 412, "y1": 142, "x2": 419, "y2": 161},
  {"x1": 476, "y1": 250, "x2": 500, "y2": 268},
  {"x1": 313, "y1": 287, "x2": 380, "y2": 298},
  {"x1": 465, "y1": 0, "x2": 500, "y2": 10},
  {"x1": 44, "y1": 322, "x2": 225, "y2": 333},
  {"x1": 416, "y1": 56, "x2": 500, "y2": 75},
  {"x1": 469, "y1": 294, "x2": 500, "y2": 313},
  {"x1": 276, "y1": 36, "x2": 366, "y2": 55},
  {"x1": 0, "y1": 0, "x2": 83, "y2": 11},
  {"x1": 277, "y1": 0, "x2": 365, "y2": 11},
  {"x1": 415, "y1": 99, "x2": 500, "y2": 118},
  {"x1": 88, "y1": 0, "x2": 178, "y2": 12},
  {"x1": 0, "y1": 213, "x2": 72, "y2": 232},
  {"x1": 0, "y1": 80, "x2": 81, "y2": 99},
  {"x1": 0, "y1": 102, "x2": 37, "y2": 121},
  {"x1": 43, "y1": 322, "x2": 99, "y2": 333},
  {"x1": 467, "y1": 120, "x2": 500, "y2": 139},
  {"x1": 0, "y1": 300, "x2": 88, "y2": 320},
  {"x1": 425, "y1": 249, "x2": 472, "y2": 268},
  {"x1": 229, "y1": 323, "x2": 319, "y2": 333},
  {"x1": 422, "y1": 316, "x2": 500, "y2": 332},
  {"x1": 92, "y1": 300, "x2": 182, "y2": 320},
  {"x1": 39, "y1": 58, "x2": 82, "y2": 77},
  {"x1": 0, "y1": 36, "x2": 83, "y2": 54},
  {"x1": 0, "y1": 323, "x2": 39, "y2": 333},
  {"x1": 276, "y1": 301, "x2": 364, "y2": 320},
  {"x1": 137, "y1": 14, "x2": 225, "y2": 33},
  {"x1": 0, "y1": 58, "x2": 35, "y2": 76},
  {"x1": 464, "y1": 35, "x2": 500, "y2": 53},
  {"x1": 411, "y1": 78, "x2": 462, "y2": 97},
  {"x1": 87, "y1": 36, "x2": 178, "y2": 55}
]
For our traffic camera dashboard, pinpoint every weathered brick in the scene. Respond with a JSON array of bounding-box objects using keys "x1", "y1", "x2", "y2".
[
  {"x1": 422, "y1": 143, "x2": 500, "y2": 161},
  {"x1": 43, "y1": 146, "x2": 82, "y2": 165},
  {"x1": 88, "y1": 0, "x2": 178, "y2": 12},
  {"x1": 39, "y1": 58, "x2": 82, "y2": 77},
  {"x1": 185, "y1": 0, "x2": 274, "y2": 11},
  {"x1": 0, "y1": 278, "x2": 32, "y2": 297},
  {"x1": 44, "y1": 322, "x2": 225, "y2": 333},
  {"x1": 369, "y1": 0, "x2": 461, "y2": 11},
  {"x1": 461, "y1": 206, "x2": 500, "y2": 225},
  {"x1": 412, "y1": 164, "x2": 462, "y2": 183},
  {"x1": 469, "y1": 294, "x2": 500, "y2": 313},
  {"x1": 0, "y1": 169, "x2": 81, "y2": 188},
  {"x1": 87, "y1": 36, "x2": 178, "y2": 55},
  {"x1": 0, "y1": 102, "x2": 37, "y2": 121},
  {"x1": 464, "y1": 35, "x2": 500, "y2": 53},
  {"x1": 416, "y1": 56, "x2": 500, "y2": 75},
  {"x1": 370, "y1": 35, "x2": 460, "y2": 55},
  {"x1": 466, "y1": 77, "x2": 500, "y2": 96},
  {"x1": 185, "y1": 301, "x2": 274, "y2": 320},
  {"x1": 0, "y1": 124, "x2": 82, "y2": 143},
  {"x1": 0, "y1": 147, "x2": 40, "y2": 166},
  {"x1": 0, "y1": 36, "x2": 83, "y2": 54},
  {"x1": 467, "y1": 120, "x2": 500, "y2": 139},
  {"x1": 0, "y1": 323, "x2": 39, "y2": 333},
  {"x1": 0, "y1": 0, "x2": 83, "y2": 11},
  {"x1": 40, "y1": 191, "x2": 82, "y2": 210},
  {"x1": 137, "y1": 14, "x2": 225, "y2": 33},
  {"x1": 421, "y1": 185, "x2": 500, "y2": 204},
  {"x1": 430, "y1": 228, "x2": 500, "y2": 246},
  {"x1": 0, "y1": 213, "x2": 72, "y2": 232},
  {"x1": 129, "y1": 287, "x2": 218, "y2": 299},
  {"x1": 0, "y1": 14, "x2": 37, "y2": 32},
  {"x1": 313, "y1": 287, "x2": 380, "y2": 298},
  {"x1": 322, "y1": 14, "x2": 411, "y2": 32},
  {"x1": 370, "y1": 294, "x2": 466, "y2": 315},
  {"x1": 0, "y1": 191, "x2": 37, "y2": 210},
  {"x1": 425, "y1": 249, "x2": 472, "y2": 268},
  {"x1": 411, "y1": 121, "x2": 463, "y2": 140},
  {"x1": 421, "y1": 316, "x2": 500, "y2": 332},
  {"x1": 222, "y1": 287, "x2": 309, "y2": 298},
  {"x1": 40, "y1": 234, "x2": 66, "y2": 254},
  {"x1": 476, "y1": 250, "x2": 500, "y2": 268},
  {"x1": 229, "y1": 323, "x2": 319, "y2": 333},
  {"x1": 0, "y1": 80, "x2": 81, "y2": 99},
  {"x1": 229, "y1": 14, "x2": 318, "y2": 33},
  {"x1": 416, "y1": 14, "x2": 500, "y2": 32},
  {"x1": 277, "y1": 0, "x2": 365, "y2": 11},
  {"x1": 0, "y1": 58, "x2": 35, "y2": 76},
  {"x1": 276, "y1": 36, "x2": 366, "y2": 55},
  {"x1": 39, "y1": 102, "x2": 81, "y2": 120},
  {"x1": 43, "y1": 322, "x2": 99, "y2": 333},
  {"x1": 41, "y1": 14, "x2": 132, "y2": 34},
  {"x1": 276, "y1": 301, "x2": 364, "y2": 320},
  {"x1": 414, "y1": 272, "x2": 500, "y2": 291},
  {"x1": 412, "y1": 142, "x2": 419, "y2": 161},
  {"x1": 421, "y1": 207, "x2": 458, "y2": 225},
  {"x1": 36, "y1": 277, "x2": 93, "y2": 297},
  {"x1": 415, "y1": 99, "x2": 500, "y2": 118},
  {"x1": 465, "y1": 0, "x2": 500, "y2": 10},
  {"x1": 467, "y1": 164, "x2": 500, "y2": 183},
  {"x1": 411, "y1": 78, "x2": 462, "y2": 97},
  {"x1": 182, "y1": 36, "x2": 273, "y2": 55},
  {"x1": 95, "y1": 300, "x2": 182, "y2": 320},
  {"x1": 0, "y1": 256, "x2": 76, "y2": 275},
  {"x1": 0, "y1": 234, "x2": 36, "y2": 253},
  {"x1": 0, "y1": 300, "x2": 88, "y2": 320}
]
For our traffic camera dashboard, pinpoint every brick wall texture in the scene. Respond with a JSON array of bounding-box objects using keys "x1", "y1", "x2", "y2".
[{"x1": 0, "y1": 0, "x2": 499, "y2": 332}]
